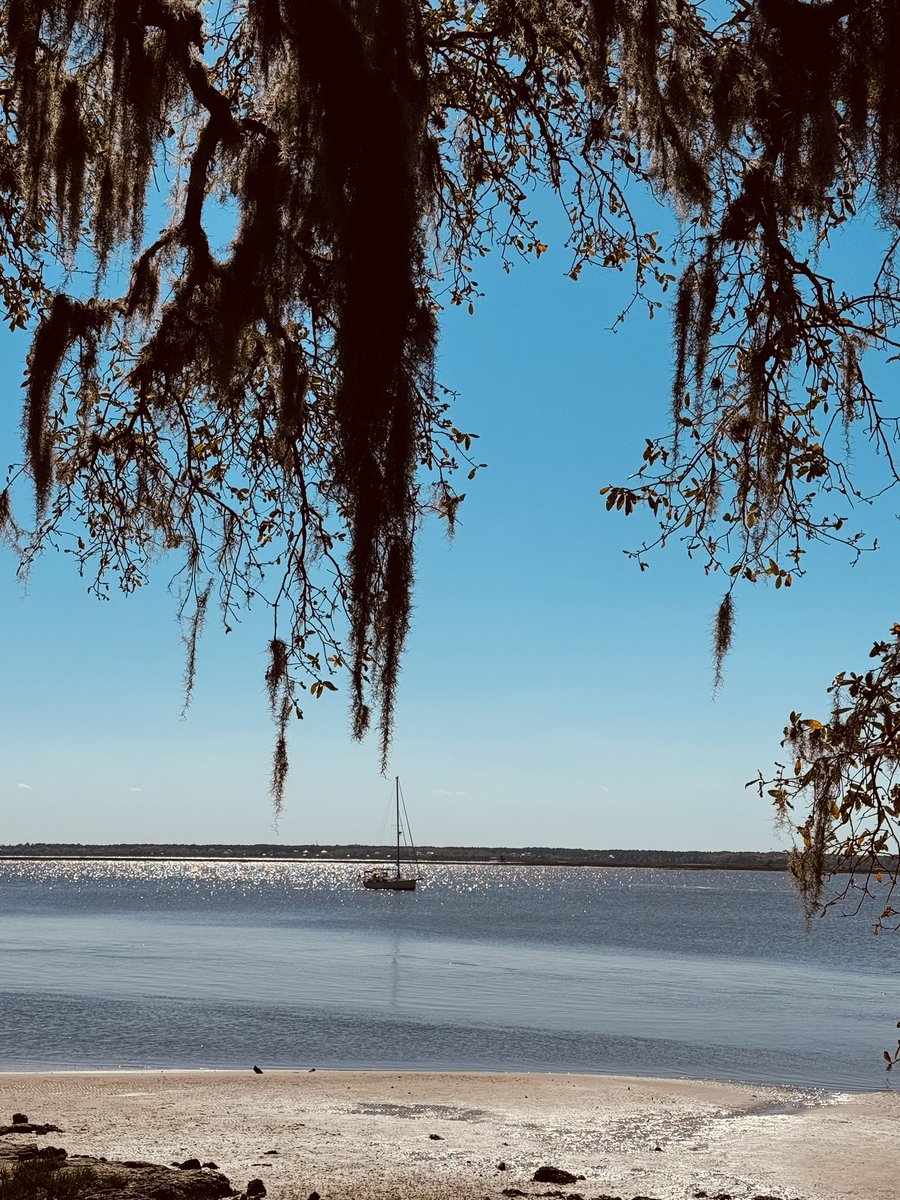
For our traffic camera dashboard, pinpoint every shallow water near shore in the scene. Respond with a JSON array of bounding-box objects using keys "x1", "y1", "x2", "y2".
[{"x1": 0, "y1": 859, "x2": 896, "y2": 1089}]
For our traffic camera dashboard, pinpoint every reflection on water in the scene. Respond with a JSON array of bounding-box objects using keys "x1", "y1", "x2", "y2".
[{"x1": 0, "y1": 859, "x2": 896, "y2": 1089}]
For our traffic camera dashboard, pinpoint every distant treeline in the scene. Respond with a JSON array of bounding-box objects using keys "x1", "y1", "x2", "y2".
[{"x1": 0, "y1": 842, "x2": 798, "y2": 869}]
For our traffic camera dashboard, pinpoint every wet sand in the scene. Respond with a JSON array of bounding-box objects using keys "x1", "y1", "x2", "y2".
[{"x1": 0, "y1": 1070, "x2": 896, "y2": 1200}]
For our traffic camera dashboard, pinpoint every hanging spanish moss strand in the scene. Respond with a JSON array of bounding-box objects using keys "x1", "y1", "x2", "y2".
[
  {"x1": 712, "y1": 592, "x2": 734, "y2": 693},
  {"x1": 275, "y1": 0, "x2": 434, "y2": 764}
]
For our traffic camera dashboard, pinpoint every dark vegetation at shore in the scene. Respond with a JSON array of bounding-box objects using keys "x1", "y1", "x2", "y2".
[
  {"x1": 0, "y1": 1139, "x2": 234, "y2": 1200},
  {"x1": 0, "y1": 1159, "x2": 123, "y2": 1200},
  {"x1": 0, "y1": 844, "x2": 799, "y2": 870}
]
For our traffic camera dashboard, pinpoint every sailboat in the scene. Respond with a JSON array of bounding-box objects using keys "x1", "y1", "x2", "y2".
[{"x1": 361, "y1": 776, "x2": 420, "y2": 891}]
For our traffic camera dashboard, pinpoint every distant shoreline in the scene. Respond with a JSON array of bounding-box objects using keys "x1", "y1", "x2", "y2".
[
  {"x1": 0, "y1": 843, "x2": 800, "y2": 870},
  {"x1": 4, "y1": 843, "x2": 887, "y2": 873}
]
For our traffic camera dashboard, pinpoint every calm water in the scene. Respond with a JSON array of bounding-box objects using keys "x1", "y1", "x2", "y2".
[{"x1": 0, "y1": 860, "x2": 896, "y2": 1090}]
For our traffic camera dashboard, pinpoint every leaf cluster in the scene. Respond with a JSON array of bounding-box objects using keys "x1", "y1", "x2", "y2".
[{"x1": 758, "y1": 629, "x2": 900, "y2": 931}]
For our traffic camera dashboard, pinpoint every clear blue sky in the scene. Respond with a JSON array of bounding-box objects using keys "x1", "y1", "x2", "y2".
[{"x1": 2, "y1": 199, "x2": 898, "y2": 851}]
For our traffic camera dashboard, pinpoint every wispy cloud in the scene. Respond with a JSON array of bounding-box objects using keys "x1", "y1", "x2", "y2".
[
  {"x1": 432, "y1": 787, "x2": 467, "y2": 797},
  {"x1": 128, "y1": 786, "x2": 142, "y2": 793},
  {"x1": 16, "y1": 782, "x2": 31, "y2": 790}
]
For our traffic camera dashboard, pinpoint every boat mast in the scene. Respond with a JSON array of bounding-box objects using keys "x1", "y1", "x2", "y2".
[{"x1": 395, "y1": 776, "x2": 401, "y2": 878}]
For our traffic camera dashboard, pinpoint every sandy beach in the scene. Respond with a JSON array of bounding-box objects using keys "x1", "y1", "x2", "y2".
[{"x1": 0, "y1": 1070, "x2": 896, "y2": 1200}]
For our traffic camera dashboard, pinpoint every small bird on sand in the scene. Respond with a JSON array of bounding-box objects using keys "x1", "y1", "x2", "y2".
[{"x1": 253, "y1": 1065, "x2": 264, "y2": 1074}]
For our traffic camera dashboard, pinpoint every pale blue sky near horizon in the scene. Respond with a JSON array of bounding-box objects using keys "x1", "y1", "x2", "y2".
[{"x1": 2, "y1": 193, "x2": 900, "y2": 852}]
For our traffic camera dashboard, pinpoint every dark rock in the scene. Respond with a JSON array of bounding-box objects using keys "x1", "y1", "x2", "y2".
[
  {"x1": 653, "y1": 1143, "x2": 663, "y2": 1151},
  {"x1": 253, "y1": 1065, "x2": 263, "y2": 1074},
  {"x1": 428, "y1": 1133, "x2": 444, "y2": 1140},
  {"x1": 501, "y1": 1190, "x2": 527, "y2": 1198},
  {"x1": 246, "y1": 1179, "x2": 266, "y2": 1196},
  {"x1": 308, "y1": 1193, "x2": 320, "y2": 1200},
  {"x1": 202, "y1": 1162, "x2": 218, "y2": 1170},
  {"x1": 262, "y1": 1150, "x2": 279, "y2": 1155},
  {"x1": 37, "y1": 1146, "x2": 67, "y2": 1159},
  {"x1": 309, "y1": 1067, "x2": 316, "y2": 1072},
  {"x1": 179, "y1": 1159, "x2": 203, "y2": 1170},
  {"x1": 11, "y1": 1113, "x2": 27, "y2": 1124},
  {"x1": 533, "y1": 1166, "x2": 583, "y2": 1185},
  {"x1": 497, "y1": 1160, "x2": 508, "y2": 1170}
]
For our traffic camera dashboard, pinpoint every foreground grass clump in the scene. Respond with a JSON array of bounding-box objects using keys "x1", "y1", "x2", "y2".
[{"x1": 0, "y1": 1159, "x2": 121, "y2": 1198}]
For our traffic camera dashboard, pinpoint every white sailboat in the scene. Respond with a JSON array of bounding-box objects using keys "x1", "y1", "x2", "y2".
[{"x1": 361, "y1": 777, "x2": 420, "y2": 891}]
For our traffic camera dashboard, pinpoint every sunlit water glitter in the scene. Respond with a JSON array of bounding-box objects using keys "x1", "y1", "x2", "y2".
[{"x1": 0, "y1": 860, "x2": 896, "y2": 1088}]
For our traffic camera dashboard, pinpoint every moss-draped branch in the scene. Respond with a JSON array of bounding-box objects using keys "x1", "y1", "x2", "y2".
[{"x1": 5, "y1": 2, "x2": 900, "y2": 915}]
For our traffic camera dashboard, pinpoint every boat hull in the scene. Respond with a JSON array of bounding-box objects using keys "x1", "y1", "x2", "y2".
[{"x1": 361, "y1": 873, "x2": 417, "y2": 891}]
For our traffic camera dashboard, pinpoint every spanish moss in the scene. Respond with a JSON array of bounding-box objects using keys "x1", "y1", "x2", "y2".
[
  {"x1": 7, "y1": 0, "x2": 900, "y2": 843},
  {"x1": 712, "y1": 591, "x2": 734, "y2": 692}
]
